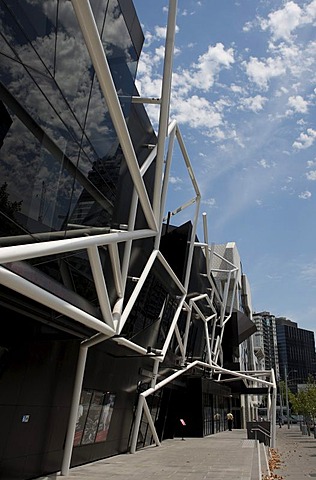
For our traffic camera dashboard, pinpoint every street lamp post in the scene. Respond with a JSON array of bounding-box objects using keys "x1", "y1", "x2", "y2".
[{"x1": 285, "y1": 366, "x2": 297, "y2": 429}]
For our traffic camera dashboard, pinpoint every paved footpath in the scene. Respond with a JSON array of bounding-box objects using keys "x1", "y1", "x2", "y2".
[
  {"x1": 36, "y1": 425, "x2": 316, "y2": 480},
  {"x1": 275, "y1": 424, "x2": 316, "y2": 479},
  {"x1": 37, "y1": 430, "x2": 256, "y2": 480}
]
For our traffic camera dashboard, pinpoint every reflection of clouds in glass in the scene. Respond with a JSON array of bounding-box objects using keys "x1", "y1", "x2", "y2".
[{"x1": 0, "y1": 0, "x2": 139, "y2": 232}]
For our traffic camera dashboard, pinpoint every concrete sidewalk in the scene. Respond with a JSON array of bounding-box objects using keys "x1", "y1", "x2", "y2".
[
  {"x1": 275, "y1": 424, "x2": 316, "y2": 479},
  {"x1": 37, "y1": 430, "x2": 257, "y2": 480}
]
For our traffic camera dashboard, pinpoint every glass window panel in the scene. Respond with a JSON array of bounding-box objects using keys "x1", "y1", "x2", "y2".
[
  {"x1": 81, "y1": 390, "x2": 105, "y2": 445},
  {"x1": 95, "y1": 393, "x2": 116, "y2": 442},
  {"x1": 74, "y1": 390, "x2": 93, "y2": 447},
  {"x1": 0, "y1": 0, "x2": 57, "y2": 77}
]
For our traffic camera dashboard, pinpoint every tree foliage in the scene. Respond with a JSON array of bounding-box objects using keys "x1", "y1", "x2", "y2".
[{"x1": 289, "y1": 376, "x2": 316, "y2": 421}]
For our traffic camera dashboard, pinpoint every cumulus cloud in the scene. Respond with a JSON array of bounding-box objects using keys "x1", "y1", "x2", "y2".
[
  {"x1": 243, "y1": 56, "x2": 286, "y2": 90},
  {"x1": 189, "y1": 43, "x2": 235, "y2": 91},
  {"x1": 260, "y1": 1, "x2": 303, "y2": 42},
  {"x1": 293, "y1": 128, "x2": 316, "y2": 149},
  {"x1": 298, "y1": 190, "x2": 312, "y2": 199},
  {"x1": 171, "y1": 95, "x2": 222, "y2": 129},
  {"x1": 306, "y1": 170, "x2": 316, "y2": 180},
  {"x1": 169, "y1": 176, "x2": 183, "y2": 184},
  {"x1": 239, "y1": 95, "x2": 267, "y2": 112},
  {"x1": 260, "y1": 0, "x2": 316, "y2": 42},
  {"x1": 154, "y1": 26, "x2": 167, "y2": 39},
  {"x1": 287, "y1": 95, "x2": 308, "y2": 114},
  {"x1": 307, "y1": 160, "x2": 316, "y2": 167},
  {"x1": 202, "y1": 198, "x2": 216, "y2": 207}
]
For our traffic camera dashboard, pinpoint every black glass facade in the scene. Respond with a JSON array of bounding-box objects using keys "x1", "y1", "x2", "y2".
[
  {"x1": 276, "y1": 322, "x2": 316, "y2": 388},
  {"x1": 0, "y1": 2, "x2": 251, "y2": 479},
  {"x1": 0, "y1": 0, "x2": 157, "y2": 314}
]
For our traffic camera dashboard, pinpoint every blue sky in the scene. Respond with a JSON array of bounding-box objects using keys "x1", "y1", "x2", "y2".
[{"x1": 133, "y1": 0, "x2": 316, "y2": 336}]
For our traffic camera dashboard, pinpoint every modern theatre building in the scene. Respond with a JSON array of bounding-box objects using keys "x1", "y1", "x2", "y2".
[{"x1": 0, "y1": 1, "x2": 276, "y2": 479}]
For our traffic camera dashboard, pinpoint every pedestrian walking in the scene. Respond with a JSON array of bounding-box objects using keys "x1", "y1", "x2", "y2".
[{"x1": 227, "y1": 412, "x2": 234, "y2": 431}]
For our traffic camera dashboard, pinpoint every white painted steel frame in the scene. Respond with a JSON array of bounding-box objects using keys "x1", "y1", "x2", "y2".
[{"x1": 0, "y1": 0, "x2": 278, "y2": 474}]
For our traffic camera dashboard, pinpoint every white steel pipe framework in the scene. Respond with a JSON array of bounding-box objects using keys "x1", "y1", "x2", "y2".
[
  {"x1": 0, "y1": 0, "x2": 279, "y2": 471},
  {"x1": 71, "y1": 0, "x2": 157, "y2": 232}
]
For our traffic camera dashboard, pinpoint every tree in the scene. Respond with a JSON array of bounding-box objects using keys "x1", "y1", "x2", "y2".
[{"x1": 289, "y1": 376, "x2": 316, "y2": 434}]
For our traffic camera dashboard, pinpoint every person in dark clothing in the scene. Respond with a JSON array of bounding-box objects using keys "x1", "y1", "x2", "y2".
[{"x1": 227, "y1": 412, "x2": 234, "y2": 431}]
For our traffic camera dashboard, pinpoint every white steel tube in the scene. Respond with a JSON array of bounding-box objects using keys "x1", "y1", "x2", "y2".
[
  {"x1": 71, "y1": 0, "x2": 157, "y2": 232},
  {"x1": 142, "y1": 360, "x2": 210, "y2": 399},
  {"x1": 192, "y1": 302, "x2": 206, "y2": 322},
  {"x1": 212, "y1": 366, "x2": 273, "y2": 387},
  {"x1": 176, "y1": 127, "x2": 200, "y2": 196},
  {"x1": 118, "y1": 250, "x2": 159, "y2": 333},
  {"x1": 182, "y1": 306, "x2": 192, "y2": 364},
  {"x1": 108, "y1": 243, "x2": 123, "y2": 298},
  {"x1": 157, "y1": 251, "x2": 186, "y2": 293},
  {"x1": 183, "y1": 196, "x2": 201, "y2": 291},
  {"x1": 87, "y1": 245, "x2": 114, "y2": 329},
  {"x1": 154, "y1": 120, "x2": 177, "y2": 250},
  {"x1": 132, "y1": 96, "x2": 161, "y2": 104},
  {"x1": 191, "y1": 293, "x2": 208, "y2": 303},
  {"x1": 0, "y1": 267, "x2": 116, "y2": 337},
  {"x1": 61, "y1": 346, "x2": 88, "y2": 476},
  {"x1": 174, "y1": 325, "x2": 185, "y2": 357},
  {"x1": 130, "y1": 394, "x2": 145, "y2": 453},
  {"x1": 228, "y1": 274, "x2": 238, "y2": 316},
  {"x1": 0, "y1": 229, "x2": 156, "y2": 264},
  {"x1": 271, "y1": 369, "x2": 277, "y2": 448},
  {"x1": 267, "y1": 388, "x2": 271, "y2": 419},
  {"x1": 204, "y1": 320, "x2": 212, "y2": 364},
  {"x1": 163, "y1": 197, "x2": 197, "y2": 221},
  {"x1": 153, "y1": 0, "x2": 177, "y2": 221},
  {"x1": 161, "y1": 295, "x2": 186, "y2": 357},
  {"x1": 143, "y1": 398, "x2": 161, "y2": 446},
  {"x1": 121, "y1": 146, "x2": 158, "y2": 288},
  {"x1": 151, "y1": 359, "x2": 160, "y2": 388},
  {"x1": 220, "y1": 270, "x2": 232, "y2": 326},
  {"x1": 202, "y1": 212, "x2": 211, "y2": 276},
  {"x1": 209, "y1": 316, "x2": 218, "y2": 361},
  {"x1": 113, "y1": 337, "x2": 161, "y2": 358}
]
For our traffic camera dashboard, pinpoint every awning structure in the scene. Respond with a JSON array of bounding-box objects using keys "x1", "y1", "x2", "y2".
[{"x1": 223, "y1": 310, "x2": 257, "y2": 348}]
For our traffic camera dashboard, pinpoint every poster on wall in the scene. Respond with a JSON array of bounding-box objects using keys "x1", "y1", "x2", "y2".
[
  {"x1": 73, "y1": 390, "x2": 92, "y2": 446},
  {"x1": 95, "y1": 393, "x2": 116, "y2": 442},
  {"x1": 73, "y1": 389, "x2": 116, "y2": 446},
  {"x1": 81, "y1": 390, "x2": 105, "y2": 445}
]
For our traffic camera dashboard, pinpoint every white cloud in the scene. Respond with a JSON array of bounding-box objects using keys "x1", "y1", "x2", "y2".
[
  {"x1": 243, "y1": 56, "x2": 286, "y2": 90},
  {"x1": 239, "y1": 95, "x2": 267, "y2": 112},
  {"x1": 306, "y1": 170, "x2": 316, "y2": 180},
  {"x1": 300, "y1": 260, "x2": 316, "y2": 281},
  {"x1": 307, "y1": 160, "x2": 316, "y2": 167},
  {"x1": 171, "y1": 95, "x2": 222, "y2": 129},
  {"x1": 154, "y1": 26, "x2": 167, "y2": 39},
  {"x1": 189, "y1": 43, "x2": 235, "y2": 91},
  {"x1": 293, "y1": 128, "x2": 316, "y2": 149},
  {"x1": 257, "y1": 159, "x2": 270, "y2": 168},
  {"x1": 230, "y1": 84, "x2": 244, "y2": 94},
  {"x1": 169, "y1": 176, "x2": 183, "y2": 184},
  {"x1": 298, "y1": 190, "x2": 312, "y2": 199},
  {"x1": 243, "y1": 21, "x2": 254, "y2": 32},
  {"x1": 260, "y1": 1, "x2": 303, "y2": 42},
  {"x1": 287, "y1": 95, "x2": 308, "y2": 113},
  {"x1": 202, "y1": 198, "x2": 216, "y2": 207}
]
